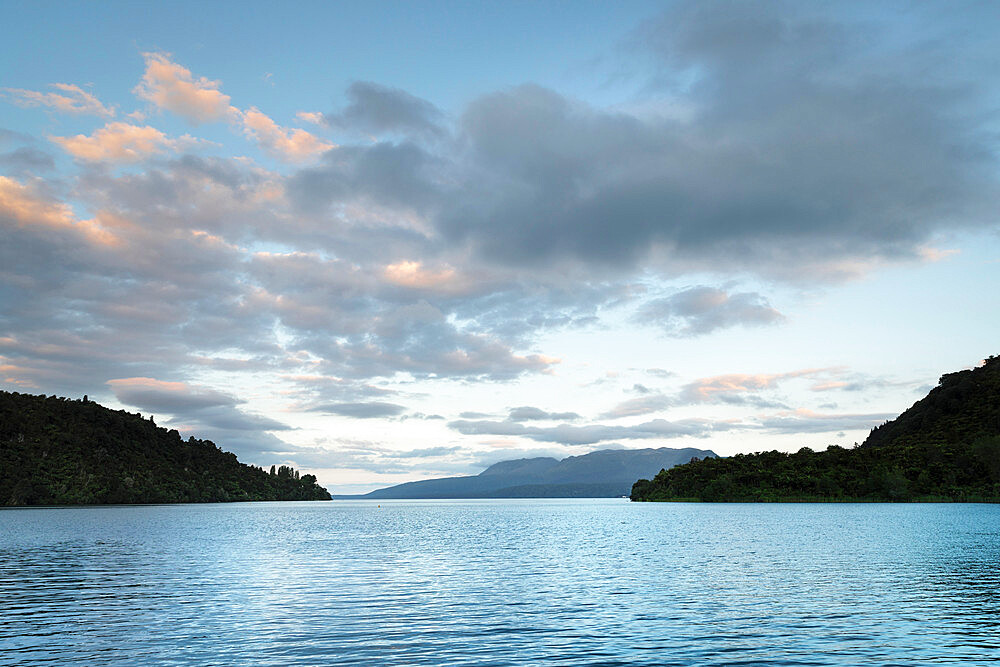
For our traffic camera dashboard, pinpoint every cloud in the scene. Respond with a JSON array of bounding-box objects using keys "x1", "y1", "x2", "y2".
[
  {"x1": 359, "y1": 5, "x2": 987, "y2": 282},
  {"x1": 106, "y1": 376, "x2": 237, "y2": 412},
  {"x1": 678, "y1": 369, "x2": 828, "y2": 407},
  {"x1": 600, "y1": 367, "x2": 850, "y2": 418},
  {"x1": 106, "y1": 376, "x2": 293, "y2": 460},
  {"x1": 327, "y1": 81, "x2": 445, "y2": 139},
  {"x1": 600, "y1": 393, "x2": 674, "y2": 419},
  {"x1": 449, "y1": 417, "x2": 736, "y2": 445},
  {"x1": 382, "y1": 261, "x2": 459, "y2": 292},
  {"x1": 134, "y1": 52, "x2": 233, "y2": 124},
  {"x1": 635, "y1": 286, "x2": 784, "y2": 336},
  {"x1": 0, "y1": 175, "x2": 118, "y2": 246},
  {"x1": 755, "y1": 408, "x2": 895, "y2": 435},
  {"x1": 132, "y1": 54, "x2": 332, "y2": 162},
  {"x1": 507, "y1": 406, "x2": 582, "y2": 421},
  {"x1": 1, "y1": 176, "x2": 75, "y2": 229},
  {"x1": 289, "y1": 51, "x2": 999, "y2": 284},
  {"x1": 388, "y1": 446, "x2": 462, "y2": 458},
  {"x1": 0, "y1": 147, "x2": 55, "y2": 172},
  {"x1": 296, "y1": 111, "x2": 325, "y2": 126},
  {"x1": 50, "y1": 122, "x2": 196, "y2": 162},
  {"x1": 3, "y1": 83, "x2": 115, "y2": 117},
  {"x1": 239, "y1": 107, "x2": 334, "y2": 162},
  {"x1": 2, "y1": 3, "x2": 997, "y2": 473},
  {"x1": 0, "y1": 129, "x2": 34, "y2": 145},
  {"x1": 311, "y1": 401, "x2": 407, "y2": 418},
  {"x1": 280, "y1": 439, "x2": 484, "y2": 476},
  {"x1": 106, "y1": 377, "x2": 289, "y2": 432}
]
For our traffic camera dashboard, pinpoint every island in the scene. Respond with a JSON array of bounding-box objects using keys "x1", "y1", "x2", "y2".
[
  {"x1": 631, "y1": 355, "x2": 1000, "y2": 502},
  {"x1": 0, "y1": 392, "x2": 331, "y2": 505}
]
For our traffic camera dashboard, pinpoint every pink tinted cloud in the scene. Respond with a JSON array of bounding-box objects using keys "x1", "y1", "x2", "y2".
[
  {"x1": 134, "y1": 52, "x2": 234, "y2": 124},
  {"x1": 50, "y1": 122, "x2": 196, "y2": 162},
  {"x1": 382, "y1": 261, "x2": 460, "y2": 291},
  {"x1": 240, "y1": 107, "x2": 334, "y2": 162},
  {"x1": 0, "y1": 176, "x2": 120, "y2": 246},
  {"x1": 681, "y1": 368, "x2": 835, "y2": 403}
]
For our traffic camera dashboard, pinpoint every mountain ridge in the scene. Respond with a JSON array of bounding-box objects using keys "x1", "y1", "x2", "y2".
[{"x1": 336, "y1": 447, "x2": 718, "y2": 499}]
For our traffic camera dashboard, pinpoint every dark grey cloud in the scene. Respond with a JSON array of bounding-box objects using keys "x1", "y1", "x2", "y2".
[
  {"x1": 107, "y1": 378, "x2": 236, "y2": 413},
  {"x1": 507, "y1": 406, "x2": 582, "y2": 421},
  {"x1": 289, "y1": 297, "x2": 556, "y2": 381},
  {"x1": 313, "y1": 401, "x2": 407, "y2": 419},
  {"x1": 635, "y1": 286, "x2": 784, "y2": 336},
  {"x1": 290, "y1": 141, "x2": 443, "y2": 216},
  {"x1": 101, "y1": 377, "x2": 293, "y2": 463},
  {"x1": 0, "y1": 128, "x2": 34, "y2": 145},
  {"x1": 1, "y1": 147, "x2": 55, "y2": 172},
  {"x1": 106, "y1": 379, "x2": 290, "y2": 432},
  {"x1": 326, "y1": 81, "x2": 445, "y2": 139},
  {"x1": 282, "y1": 4, "x2": 998, "y2": 283},
  {"x1": 174, "y1": 406, "x2": 291, "y2": 432}
]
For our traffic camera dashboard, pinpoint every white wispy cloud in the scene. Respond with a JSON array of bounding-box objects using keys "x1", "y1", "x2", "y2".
[{"x1": 3, "y1": 83, "x2": 115, "y2": 117}]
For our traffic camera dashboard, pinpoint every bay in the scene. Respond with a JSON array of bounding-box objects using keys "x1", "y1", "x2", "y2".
[{"x1": 1, "y1": 500, "x2": 998, "y2": 666}]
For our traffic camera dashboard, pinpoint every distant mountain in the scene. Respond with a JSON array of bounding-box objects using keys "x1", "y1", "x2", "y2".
[
  {"x1": 631, "y1": 356, "x2": 1000, "y2": 502},
  {"x1": 339, "y1": 447, "x2": 718, "y2": 499},
  {"x1": 0, "y1": 391, "x2": 331, "y2": 505}
]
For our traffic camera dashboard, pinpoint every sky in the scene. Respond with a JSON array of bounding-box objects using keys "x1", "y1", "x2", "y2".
[{"x1": 2, "y1": 0, "x2": 999, "y2": 494}]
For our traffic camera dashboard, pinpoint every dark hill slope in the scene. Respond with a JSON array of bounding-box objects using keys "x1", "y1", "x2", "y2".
[
  {"x1": 631, "y1": 356, "x2": 1000, "y2": 502},
  {"x1": 863, "y1": 356, "x2": 1000, "y2": 448},
  {"x1": 351, "y1": 447, "x2": 717, "y2": 499},
  {"x1": 0, "y1": 391, "x2": 331, "y2": 505}
]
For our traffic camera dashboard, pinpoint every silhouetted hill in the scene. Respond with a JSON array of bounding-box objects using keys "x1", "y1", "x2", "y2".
[
  {"x1": 631, "y1": 356, "x2": 1000, "y2": 502},
  {"x1": 0, "y1": 391, "x2": 331, "y2": 505},
  {"x1": 863, "y1": 356, "x2": 1000, "y2": 448},
  {"x1": 341, "y1": 447, "x2": 717, "y2": 499}
]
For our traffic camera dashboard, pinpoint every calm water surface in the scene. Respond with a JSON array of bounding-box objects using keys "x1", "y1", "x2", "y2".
[{"x1": 1, "y1": 500, "x2": 998, "y2": 665}]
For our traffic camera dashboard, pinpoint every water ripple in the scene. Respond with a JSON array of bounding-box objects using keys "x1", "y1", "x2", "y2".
[{"x1": 2, "y1": 501, "x2": 999, "y2": 665}]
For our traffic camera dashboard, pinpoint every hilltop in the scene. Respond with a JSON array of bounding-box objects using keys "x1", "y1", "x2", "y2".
[
  {"x1": 339, "y1": 447, "x2": 717, "y2": 499},
  {"x1": 631, "y1": 356, "x2": 1000, "y2": 502},
  {"x1": 0, "y1": 391, "x2": 331, "y2": 505}
]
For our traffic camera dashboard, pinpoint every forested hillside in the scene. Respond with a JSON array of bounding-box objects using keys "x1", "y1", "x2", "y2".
[
  {"x1": 0, "y1": 392, "x2": 331, "y2": 505},
  {"x1": 631, "y1": 356, "x2": 1000, "y2": 502}
]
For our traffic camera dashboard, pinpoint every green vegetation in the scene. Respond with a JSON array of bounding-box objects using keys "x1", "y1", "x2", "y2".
[
  {"x1": 0, "y1": 391, "x2": 331, "y2": 505},
  {"x1": 632, "y1": 356, "x2": 1000, "y2": 502}
]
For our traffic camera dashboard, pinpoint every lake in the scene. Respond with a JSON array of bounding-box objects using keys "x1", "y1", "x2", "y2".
[{"x1": 2, "y1": 500, "x2": 998, "y2": 665}]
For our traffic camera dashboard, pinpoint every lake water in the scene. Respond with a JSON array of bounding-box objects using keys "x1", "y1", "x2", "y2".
[{"x1": 2, "y1": 500, "x2": 999, "y2": 666}]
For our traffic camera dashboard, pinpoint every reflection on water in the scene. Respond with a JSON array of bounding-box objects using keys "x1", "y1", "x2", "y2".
[{"x1": 2, "y1": 501, "x2": 999, "y2": 665}]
